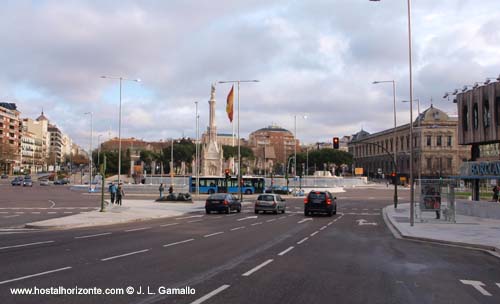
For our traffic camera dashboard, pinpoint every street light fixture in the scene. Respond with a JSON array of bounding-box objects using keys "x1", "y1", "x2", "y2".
[
  {"x1": 218, "y1": 79, "x2": 260, "y2": 200},
  {"x1": 84, "y1": 112, "x2": 93, "y2": 192},
  {"x1": 370, "y1": 0, "x2": 415, "y2": 225},
  {"x1": 373, "y1": 80, "x2": 398, "y2": 208},
  {"x1": 100, "y1": 75, "x2": 141, "y2": 185}
]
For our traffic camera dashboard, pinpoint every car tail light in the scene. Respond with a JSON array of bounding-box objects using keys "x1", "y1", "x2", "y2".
[
  {"x1": 223, "y1": 200, "x2": 229, "y2": 205},
  {"x1": 326, "y1": 198, "x2": 332, "y2": 205},
  {"x1": 304, "y1": 198, "x2": 308, "y2": 204}
]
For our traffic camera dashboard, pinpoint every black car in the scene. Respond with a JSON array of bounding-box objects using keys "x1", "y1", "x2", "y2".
[
  {"x1": 1, "y1": 174, "x2": 8, "y2": 179},
  {"x1": 11, "y1": 177, "x2": 23, "y2": 186},
  {"x1": 23, "y1": 178, "x2": 33, "y2": 187},
  {"x1": 205, "y1": 193, "x2": 241, "y2": 214},
  {"x1": 304, "y1": 191, "x2": 337, "y2": 216}
]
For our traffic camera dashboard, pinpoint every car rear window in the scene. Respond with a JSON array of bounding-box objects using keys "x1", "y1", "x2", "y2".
[
  {"x1": 208, "y1": 194, "x2": 227, "y2": 200},
  {"x1": 308, "y1": 192, "x2": 327, "y2": 200},
  {"x1": 257, "y1": 195, "x2": 276, "y2": 201}
]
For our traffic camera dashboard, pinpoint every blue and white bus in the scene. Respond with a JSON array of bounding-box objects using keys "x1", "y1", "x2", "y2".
[{"x1": 190, "y1": 176, "x2": 265, "y2": 194}]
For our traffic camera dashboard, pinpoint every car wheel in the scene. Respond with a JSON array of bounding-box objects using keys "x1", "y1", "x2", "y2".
[
  {"x1": 304, "y1": 210, "x2": 309, "y2": 216},
  {"x1": 237, "y1": 206, "x2": 241, "y2": 213},
  {"x1": 245, "y1": 189, "x2": 252, "y2": 195},
  {"x1": 333, "y1": 208, "x2": 337, "y2": 215},
  {"x1": 208, "y1": 189, "x2": 215, "y2": 194},
  {"x1": 225, "y1": 207, "x2": 230, "y2": 214},
  {"x1": 282, "y1": 208, "x2": 286, "y2": 214},
  {"x1": 205, "y1": 209, "x2": 211, "y2": 214},
  {"x1": 254, "y1": 210, "x2": 259, "y2": 214},
  {"x1": 274, "y1": 209, "x2": 279, "y2": 215},
  {"x1": 327, "y1": 211, "x2": 333, "y2": 217}
]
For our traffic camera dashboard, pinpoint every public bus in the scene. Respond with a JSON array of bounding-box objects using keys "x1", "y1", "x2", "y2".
[{"x1": 190, "y1": 176, "x2": 265, "y2": 194}]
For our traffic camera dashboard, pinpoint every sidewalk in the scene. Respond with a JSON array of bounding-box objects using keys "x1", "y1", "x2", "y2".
[
  {"x1": 25, "y1": 200, "x2": 207, "y2": 229},
  {"x1": 384, "y1": 203, "x2": 500, "y2": 255}
]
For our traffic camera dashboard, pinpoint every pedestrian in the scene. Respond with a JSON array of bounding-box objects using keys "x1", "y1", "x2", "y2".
[
  {"x1": 492, "y1": 185, "x2": 499, "y2": 202},
  {"x1": 116, "y1": 184, "x2": 125, "y2": 206},
  {"x1": 168, "y1": 185, "x2": 173, "y2": 194},
  {"x1": 108, "y1": 182, "x2": 116, "y2": 204},
  {"x1": 159, "y1": 183, "x2": 165, "y2": 199}
]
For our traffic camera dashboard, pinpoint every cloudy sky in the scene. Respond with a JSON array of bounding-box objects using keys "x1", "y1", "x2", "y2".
[{"x1": 1, "y1": 0, "x2": 499, "y2": 149}]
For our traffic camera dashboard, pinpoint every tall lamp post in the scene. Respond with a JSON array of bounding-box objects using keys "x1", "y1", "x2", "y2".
[
  {"x1": 402, "y1": 98, "x2": 421, "y2": 185},
  {"x1": 370, "y1": 0, "x2": 414, "y2": 224},
  {"x1": 195, "y1": 101, "x2": 200, "y2": 197},
  {"x1": 373, "y1": 80, "x2": 398, "y2": 208},
  {"x1": 97, "y1": 134, "x2": 103, "y2": 169},
  {"x1": 218, "y1": 79, "x2": 260, "y2": 200},
  {"x1": 100, "y1": 76, "x2": 140, "y2": 185},
  {"x1": 293, "y1": 114, "x2": 307, "y2": 195},
  {"x1": 84, "y1": 112, "x2": 93, "y2": 192}
]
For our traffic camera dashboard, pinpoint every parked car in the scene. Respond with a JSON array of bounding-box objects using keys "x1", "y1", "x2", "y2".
[
  {"x1": 54, "y1": 179, "x2": 69, "y2": 185},
  {"x1": 1, "y1": 174, "x2": 8, "y2": 179},
  {"x1": 255, "y1": 194, "x2": 286, "y2": 214},
  {"x1": 304, "y1": 191, "x2": 337, "y2": 216},
  {"x1": 11, "y1": 177, "x2": 23, "y2": 186},
  {"x1": 39, "y1": 179, "x2": 50, "y2": 186},
  {"x1": 264, "y1": 185, "x2": 292, "y2": 195},
  {"x1": 205, "y1": 193, "x2": 241, "y2": 214},
  {"x1": 23, "y1": 178, "x2": 33, "y2": 187}
]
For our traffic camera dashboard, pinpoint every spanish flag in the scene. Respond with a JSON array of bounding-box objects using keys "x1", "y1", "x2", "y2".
[{"x1": 226, "y1": 85, "x2": 234, "y2": 122}]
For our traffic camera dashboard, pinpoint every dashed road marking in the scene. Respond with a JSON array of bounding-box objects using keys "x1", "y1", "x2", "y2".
[
  {"x1": 320, "y1": 226, "x2": 327, "y2": 230},
  {"x1": 188, "y1": 220, "x2": 203, "y2": 223},
  {"x1": 298, "y1": 218, "x2": 313, "y2": 224},
  {"x1": 101, "y1": 249, "x2": 150, "y2": 261},
  {"x1": 251, "y1": 222, "x2": 263, "y2": 226},
  {"x1": 266, "y1": 219, "x2": 276, "y2": 223},
  {"x1": 160, "y1": 223, "x2": 179, "y2": 227},
  {"x1": 190, "y1": 284, "x2": 230, "y2": 304},
  {"x1": 310, "y1": 231, "x2": 319, "y2": 237},
  {"x1": 0, "y1": 266, "x2": 72, "y2": 285},
  {"x1": 124, "y1": 227, "x2": 151, "y2": 232},
  {"x1": 242, "y1": 259, "x2": 274, "y2": 277},
  {"x1": 163, "y1": 238, "x2": 195, "y2": 248},
  {"x1": 0, "y1": 240, "x2": 55, "y2": 250},
  {"x1": 278, "y1": 246, "x2": 294, "y2": 256},
  {"x1": 204, "y1": 232, "x2": 224, "y2": 238},
  {"x1": 230, "y1": 226, "x2": 245, "y2": 231},
  {"x1": 75, "y1": 232, "x2": 112, "y2": 239},
  {"x1": 297, "y1": 237, "x2": 309, "y2": 244},
  {"x1": 277, "y1": 216, "x2": 287, "y2": 220},
  {"x1": 237, "y1": 216, "x2": 258, "y2": 221}
]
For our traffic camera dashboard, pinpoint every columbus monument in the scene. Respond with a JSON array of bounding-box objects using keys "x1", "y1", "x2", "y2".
[{"x1": 201, "y1": 84, "x2": 224, "y2": 176}]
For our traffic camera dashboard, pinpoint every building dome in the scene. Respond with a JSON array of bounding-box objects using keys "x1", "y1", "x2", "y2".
[{"x1": 36, "y1": 110, "x2": 49, "y2": 122}]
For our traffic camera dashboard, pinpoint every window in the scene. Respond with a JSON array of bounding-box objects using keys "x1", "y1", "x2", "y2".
[
  {"x1": 447, "y1": 158, "x2": 452, "y2": 169},
  {"x1": 400, "y1": 136, "x2": 404, "y2": 150},
  {"x1": 462, "y1": 105, "x2": 468, "y2": 131},
  {"x1": 473, "y1": 102, "x2": 479, "y2": 129},
  {"x1": 426, "y1": 158, "x2": 432, "y2": 170},
  {"x1": 437, "y1": 136, "x2": 442, "y2": 146},
  {"x1": 426, "y1": 136, "x2": 431, "y2": 146},
  {"x1": 483, "y1": 98, "x2": 490, "y2": 128},
  {"x1": 406, "y1": 136, "x2": 409, "y2": 149},
  {"x1": 447, "y1": 136, "x2": 452, "y2": 146}
]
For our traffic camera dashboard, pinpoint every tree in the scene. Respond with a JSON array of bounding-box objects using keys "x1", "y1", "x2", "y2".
[{"x1": 296, "y1": 148, "x2": 353, "y2": 176}]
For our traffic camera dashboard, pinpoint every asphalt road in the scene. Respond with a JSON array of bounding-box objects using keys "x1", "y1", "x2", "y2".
[
  {"x1": 0, "y1": 180, "x2": 100, "y2": 229},
  {"x1": 0, "y1": 188, "x2": 499, "y2": 304}
]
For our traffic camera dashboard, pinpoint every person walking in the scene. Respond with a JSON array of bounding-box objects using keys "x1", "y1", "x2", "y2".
[
  {"x1": 159, "y1": 183, "x2": 165, "y2": 199},
  {"x1": 108, "y1": 182, "x2": 117, "y2": 204},
  {"x1": 116, "y1": 184, "x2": 125, "y2": 206},
  {"x1": 493, "y1": 185, "x2": 499, "y2": 202},
  {"x1": 168, "y1": 185, "x2": 173, "y2": 194}
]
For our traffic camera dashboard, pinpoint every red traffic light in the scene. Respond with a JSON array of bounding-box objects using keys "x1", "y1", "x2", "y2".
[
  {"x1": 390, "y1": 172, "x2": 396, "y2": 177},
  {"x1": 333, "y1": 137, "x2": 340, "y2": 149},
  {"x1": 224, "y1": 169, "x2": 230, "y2": 174}
]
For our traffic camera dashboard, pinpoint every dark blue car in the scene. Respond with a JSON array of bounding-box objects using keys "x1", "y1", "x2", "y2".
[{"x1": 205, "y1": 193, "x2": 241, "y2": 214}]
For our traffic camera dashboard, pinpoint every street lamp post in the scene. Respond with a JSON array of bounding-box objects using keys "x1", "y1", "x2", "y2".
[
  {"x1": 218, "y1": 80, "x2": 260, "y2": 201},
  {"x1": 373, "y1": 80, "x2": 398, "y2": 208},
  {"x1": 100, "y1": 76, "x2": 140, "y2": 185},
  {"x1": 402, "y1": 98, "x2": 421, "y2": 185},
  {"x1": 195, "y1": 101, "x2": 200, "y2": 197},
  {"x1": 293, "y1": 114, "x2": 307, "y2": 195},
  {"x1": 97, "y1": 134, "x2": 102, "y2": 169},
  {"x1": 84, "y1": 112, "x2": 93, "y2": 192}
]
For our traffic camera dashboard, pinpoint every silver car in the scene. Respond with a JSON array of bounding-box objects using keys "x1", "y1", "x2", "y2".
[{"x1": 254, "y1": 194, "x2": 286, "y2": 214}]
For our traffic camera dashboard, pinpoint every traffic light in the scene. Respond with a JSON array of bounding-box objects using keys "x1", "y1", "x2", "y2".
[
  {"x1": 333, "y1": 137, "x2": 339, "y2": 149},
  {"x1": 224, "y1": 169, "x2": 230, "y2": 179}
]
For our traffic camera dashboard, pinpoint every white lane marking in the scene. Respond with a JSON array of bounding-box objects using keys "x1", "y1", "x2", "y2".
[
  {"x1": 496, "y1": 283, "x2": 500, "y2": 289},
  {"x1": 237, "y1": 216, "x2": 258, "y2": 221},
  {"x1": 266, "y1": 219, "x2": 276, "y2": 223},
  {"x1": 327, "y1": 222, "x2": 333, "y2": 226},
  {"x1": 251, "y1": 222, "x2": 263, "y2": 226},
  {"x1": 49, "y1": 200, "x2": 56, "y2": 208},
  {"x1": 74, "y1": 232, "x2": 112, "y2": 239},
  {"x1": 298, "y1": 218, "x2": 313, "y2": 224},
  {"x1": 63, "y1": 212, "x2": 73, "y2": 214},
  {"x1": 188, "y1": 220, "x2": 203, "y2": 223},
  {"x1": 0, "y1": 266, "x2": 72, "y2": 285},
  {"x1": 320, "y1": 226, "x2": 327, "y2": 230},
  {"x1": 163, "y1": 238, "x2": 195, "y2": 248},
  {"x1": 230, "y1": 226, "x2": 245, "y2": 231},
  {"x1": 31, "y1": 212, "x2": 41, "y2": 214},
  {"x1": 124, "y1": 227, "x2": 151, "y2": 232},
  {"x1": 15, "y1": 212, "x2": 24, "y2": 214},
  {"x1": 160, "y1": 223, "x2": 179, "y2": 227},
  {"x1": 460, "y1": 280, "x2": 492, "y2": 296},
  {"x1": 190, "y1": 284, "x2": 231, "y2": 304},
  {"x1": 226, "y1": 213, "x2": 237, "y2": 217},
  {"x1": 278, "y1": 246, "x2": 294, "y2": 256},
  {"x1": 363, "y1": 208, "x2": 369, "y2": 211},
  {"x1": 47, "y1": 212, "x2": 57, "y2": 214},
  {"x1": 204, "y1": 232, "x2": 224, "y2": 238},
  {"x1": 242, "y1": 259, "x2": 274, "y2": 277},
  {"x1": 297, "y1": 237, "x2": 309, "y2": 245},
  {"x1": 288, "y1": 214, "x2": 295, "y2": 217},
  {"x1": 310, "y1": 231, "x2": 319, "y2": 237},
  {"x1": 278, "y1": 216, "x2": 287, "y2": 220},
  {"x1": 0, "y1": 240, "x2": 55, "y2": 250},
  {"x1": 101, "y1": 249, "x2": 150, "y2": 261},
  {"x1": 356, "y1": 219, "x2": 378, "y2": 226},
  {"x1": 0, "y1": 212, "x2": 8, "y2": 214},
  {"x1": 3, "y1": 215, "x2": 20, "y2": 218},
  {"x1": 175, "y1": 215, "x2": 204, "y2": 220},
  {"x1": 212, "y1": 216, "x2": 222, "y2": 219}
]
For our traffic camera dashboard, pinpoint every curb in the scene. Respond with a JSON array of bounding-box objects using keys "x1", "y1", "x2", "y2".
[{"x1": 382, "y1": 205, "x2": 500, "y2": 258}]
